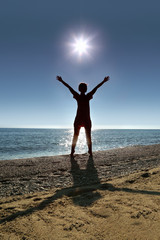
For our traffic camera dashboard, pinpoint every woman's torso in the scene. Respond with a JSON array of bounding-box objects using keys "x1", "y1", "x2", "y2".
[{"x1": 74, "y1": 94, "x2": 92, "y2": 127}]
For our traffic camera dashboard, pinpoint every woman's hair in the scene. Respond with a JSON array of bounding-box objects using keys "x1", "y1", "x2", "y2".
[{"x1": 78, "y1": 83, "x2": 87, "y2": 93}]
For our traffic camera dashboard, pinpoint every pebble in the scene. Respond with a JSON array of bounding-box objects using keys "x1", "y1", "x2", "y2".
[{"x1": 0, "y1": 144, "x2": 160, "y2": 198}]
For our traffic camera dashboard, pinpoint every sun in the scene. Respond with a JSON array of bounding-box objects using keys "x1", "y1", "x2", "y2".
[
  {"x1": 68, "y1": 34, "x2": 93, "y2": 59},
  {"x1": 72, "y1": 37, "x2": 89, "y2": 56}
]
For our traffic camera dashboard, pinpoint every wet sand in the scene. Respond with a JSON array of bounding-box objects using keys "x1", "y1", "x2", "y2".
[{"x1": 0, "y1": 144, "x2": 160, "y2": 239}]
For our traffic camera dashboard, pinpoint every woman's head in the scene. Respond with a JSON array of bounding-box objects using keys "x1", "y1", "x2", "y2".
[{"x1": 78, "y1": 83, "x2": 87, "y2": 93}]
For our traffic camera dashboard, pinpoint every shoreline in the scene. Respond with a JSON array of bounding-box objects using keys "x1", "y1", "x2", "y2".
[{"x1": 1, "y1": 142, "x2": 160, "y2": 161}]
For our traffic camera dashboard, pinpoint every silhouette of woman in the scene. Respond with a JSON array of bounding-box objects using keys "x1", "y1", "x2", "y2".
[{"x1": 56, "y1": 75, "x2": 110, "y2": 156}]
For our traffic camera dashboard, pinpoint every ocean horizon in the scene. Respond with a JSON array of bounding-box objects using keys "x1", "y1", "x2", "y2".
[{"x1": 0, "y1": 128, "x2": 160, "y2": 161}]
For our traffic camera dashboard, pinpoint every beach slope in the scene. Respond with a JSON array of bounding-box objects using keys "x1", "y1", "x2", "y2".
[{"x1": 0, "y1": 144, "x2": 160, "y2": 239}]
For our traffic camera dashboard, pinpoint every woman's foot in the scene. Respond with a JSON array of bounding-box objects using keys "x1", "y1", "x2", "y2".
[
  {"x1": 70, "y1": 149, "x2": 75, "y2": 157},
  {"x1": 88, "y1": 150, "x2": 93, "y2": 156}
]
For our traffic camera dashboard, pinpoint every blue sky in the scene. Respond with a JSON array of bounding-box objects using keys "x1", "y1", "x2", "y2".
[{"x1": 0, "y1": 0, "x2": 160, "y2": 129}]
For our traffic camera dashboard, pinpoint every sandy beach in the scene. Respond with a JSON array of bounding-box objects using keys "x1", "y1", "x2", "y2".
[{"x1": 0, "y1": 144, "x2": 160, "y2": 239}]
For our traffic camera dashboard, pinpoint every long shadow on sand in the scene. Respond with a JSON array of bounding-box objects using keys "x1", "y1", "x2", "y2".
[
  {"x1": 1, "y1": 156, "x2": 160, "y2": 224},
  {"x1": 70, "y1": 155, "x2": 101, "y2": 206}
]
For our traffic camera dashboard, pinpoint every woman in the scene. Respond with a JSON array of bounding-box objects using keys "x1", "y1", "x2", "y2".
[{"x1": 56, "y1": 75, "x2": 110, "y2": 156}]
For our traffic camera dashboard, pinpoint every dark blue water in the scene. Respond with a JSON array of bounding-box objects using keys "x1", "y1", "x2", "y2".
[{"x1": 0, "y1": 128, "x2": 160, "y2": 160}]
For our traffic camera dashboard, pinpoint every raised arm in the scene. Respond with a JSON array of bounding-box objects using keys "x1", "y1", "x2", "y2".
[
  {"x1": 56, "y1": 76, "x2": 78, "y2": 96},
  {"x1": 88, "y1": 76, "x2": 110, "y2": 96}
]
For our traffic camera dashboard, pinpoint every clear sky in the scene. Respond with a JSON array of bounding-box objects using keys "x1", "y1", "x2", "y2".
[{"x1": 1, "y1": 0, "x2": 160, "y2": 129}]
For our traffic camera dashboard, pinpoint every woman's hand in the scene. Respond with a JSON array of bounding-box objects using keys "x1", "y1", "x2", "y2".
[
  {"x1": 103, "y1": 76, "x2": 110, "y2": 82},
  {"x1": 56, "y1": 76, "x2": 63, "y2": 82}
]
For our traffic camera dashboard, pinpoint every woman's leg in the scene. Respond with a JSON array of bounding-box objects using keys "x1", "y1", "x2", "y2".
[
  {"x1": 85, "y1": 127, "x2": 92, "y2": 156},
  {"x1": 71, "y1": 125, "x2": 80, "y2": 155}
]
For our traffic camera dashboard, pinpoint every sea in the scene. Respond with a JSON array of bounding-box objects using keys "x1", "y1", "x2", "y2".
[{"x1": 0, "y1": 128, "x2": 160, "y2": 161}]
